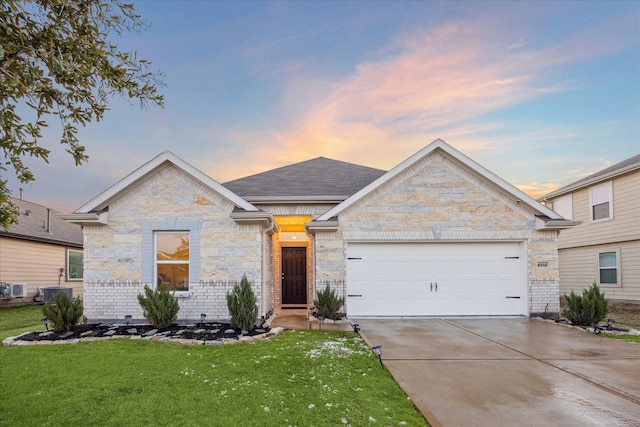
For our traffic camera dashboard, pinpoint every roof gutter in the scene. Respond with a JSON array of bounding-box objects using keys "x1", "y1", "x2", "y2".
[
  {"x1": 541, "y1": 162, "x2": 640, "y2": 200},
  {"x1": 242, "y1": 195, "x2": 349, "y2": 205}
]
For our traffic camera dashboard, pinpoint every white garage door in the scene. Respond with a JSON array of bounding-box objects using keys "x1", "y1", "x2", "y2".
[{"x1": 346, "y1": 242, "x2": 526, "y2": 317}]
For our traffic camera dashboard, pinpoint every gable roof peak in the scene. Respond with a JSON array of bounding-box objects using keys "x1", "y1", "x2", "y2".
[
  {"x1": 316, "y1": 138, "x2": 561, "y2": 221},
  {"x1": 74, "y1": 151, "x2": 258, "y2": 214}
]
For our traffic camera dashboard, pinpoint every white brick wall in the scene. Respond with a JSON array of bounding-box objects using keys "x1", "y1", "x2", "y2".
[{"x1": 84, "y1": 279, "x2": 265, "y2": 322}]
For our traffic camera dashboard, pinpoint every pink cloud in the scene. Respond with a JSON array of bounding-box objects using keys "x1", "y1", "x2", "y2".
[{"x1": 207, "y1": 9, "x2": 637, "y2": 188}]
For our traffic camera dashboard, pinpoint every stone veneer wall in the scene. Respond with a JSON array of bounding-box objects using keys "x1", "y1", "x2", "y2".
[
  {"x1": 313, "y1": 152, "x2": 561, "y2": 316},
  {"x1": 82, "y1": 165, "x2": 266, "y2": 321}
]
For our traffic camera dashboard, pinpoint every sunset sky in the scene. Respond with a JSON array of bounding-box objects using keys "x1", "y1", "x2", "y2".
[{"x1": 5, "y1": 1, "x2": 639, "y2": 213}]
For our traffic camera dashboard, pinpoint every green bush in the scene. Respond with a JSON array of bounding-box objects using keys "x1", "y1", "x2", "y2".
[
  {"x1": 42, "y1": 291, "x2": 84, "y2": 332},
  {"x1": 226, "y1": 275, "x2": 258, "y2": 331},
  {"x1": 137, "y1": 284, "x2": 179, "y2": 328},
  {"x1": 562, "y1": 283, "x2": 608, "y2": 326},
  {"x1": 313, "y1": 284, "x2": 345, "y2": 321}
]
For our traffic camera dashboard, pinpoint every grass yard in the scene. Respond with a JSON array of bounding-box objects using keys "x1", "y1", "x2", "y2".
[{"x1": 0, "y1": 306, "x2": 427, "y2": 426}]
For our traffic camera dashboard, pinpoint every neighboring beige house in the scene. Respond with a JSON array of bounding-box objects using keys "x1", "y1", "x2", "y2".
[
  {"x1": 62, "y1": 139, "x2": 577, "y2": 322},
  {"x1": 541, "y1": 154, "x2": 640, "y2": 302},
  {"x1": 0, "y1": 197, "x2": 84, "y2": 306}
]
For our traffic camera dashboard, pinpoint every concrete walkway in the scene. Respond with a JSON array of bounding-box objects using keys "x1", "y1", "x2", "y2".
[
  {"x1": 269, "y1": 311, "x2": 353, "y2": 332},
  {"x1": 357, "y1": 318, "x2": 640, "y2": 427}
]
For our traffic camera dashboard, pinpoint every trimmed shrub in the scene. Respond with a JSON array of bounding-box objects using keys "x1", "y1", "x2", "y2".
[
  {"x1": 42, "y1": 290, "x2": 84, "y2": 332},
  {"x1": 562, "y1": 283, "x2": 608, "y2": 326},
  {"x1": 313, "y1": 284, "x2": 344, "y2": 321},
  {"x1": 137, "y1": 284, "x2": 179, "y2": 328},
  {"x1": 226, "y1": 275, "x2": 258, "y2": 331}
]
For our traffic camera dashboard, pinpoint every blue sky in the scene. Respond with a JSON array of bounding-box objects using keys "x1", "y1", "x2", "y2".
[{"x1": 5, "y1": 0, "x2": 639, "y2": 213}]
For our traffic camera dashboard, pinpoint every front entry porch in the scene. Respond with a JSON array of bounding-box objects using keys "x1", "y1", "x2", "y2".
[{"x1": 272, "y1": 215, "x2": 314, "y2": 314}]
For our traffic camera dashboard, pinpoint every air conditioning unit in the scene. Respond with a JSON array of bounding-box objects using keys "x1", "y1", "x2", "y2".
[{"x1": 9, "y1": 283, "x2": 27, "y2": 298}]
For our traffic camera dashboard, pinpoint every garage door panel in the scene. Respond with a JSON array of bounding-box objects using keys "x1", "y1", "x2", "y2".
[{"x1": 346, "y1": 242, "x2": 526, "y2": 317}]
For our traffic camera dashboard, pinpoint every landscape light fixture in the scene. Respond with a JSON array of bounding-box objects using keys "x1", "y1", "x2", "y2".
[
  {"x1": 317, "y1": 316, "x2": 325, "y2": 331},
  {"x1": 372, "y1": 344, "x2": 384, "y2": 368},
  {"x1": 41, "y1": 317, "x2": 49, "y2": 331},
  {"x1": 352, "y1": 323, "x2": 360, "y2": 333},
  {"x1": 125, "y1": 315, "x2": 132, "y2": 326},
  {"x1": 200, "y1": 313, "x2": 207, "y2": 328}
]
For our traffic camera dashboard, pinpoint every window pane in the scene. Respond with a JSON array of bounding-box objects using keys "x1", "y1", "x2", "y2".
[
  {"x1": 157, "y1": 233, "x2": 189, "y2": 260},
  {"x1": 157, "y1": 264, "x2": 189, "y2": 291},
  {"x1": 590, "y1": 183, "x2": 610, "y2": 204},
  {"x1": 600, "y1": 268, "x2": 617, "y2": 284},
  {"x1": 68, "y1": 250, "x2": 84, "y2": 279},
  {"x1": 553, "y1": 195, "x2": 572, "y2": 220},
  {"x1": 592, "y1": 202, "x2": 609, "y2": 220},
  {"x1": 599, "y1": 252, "x2": 617, "y2": 268}
]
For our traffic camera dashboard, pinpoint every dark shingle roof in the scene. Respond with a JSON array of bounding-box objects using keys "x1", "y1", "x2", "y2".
[
  {"x1": 0, "y1": 198, "x2": 83, "y2": 246},
  {"x1": 543, "y1": 153, "x2": 640, "y2": 199},
  {"x1": 222, "y1": 157, "x2": 387, "y2": 200}
]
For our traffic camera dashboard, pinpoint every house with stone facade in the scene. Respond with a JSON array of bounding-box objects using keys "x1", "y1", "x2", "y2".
[{"x1": 61, "y1": 139, "x2": 577, "y2": 322}]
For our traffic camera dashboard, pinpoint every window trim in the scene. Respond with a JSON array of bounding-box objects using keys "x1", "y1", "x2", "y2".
[
  {"x1": 596, "y1": 249, "x2": 620, "y2": 287},
  {"x1": 589, "y1": 181, "x2": 613, "y2": 223},
  {"x1": 66, "y1": 248, "x2": 84, "y2": 281}
]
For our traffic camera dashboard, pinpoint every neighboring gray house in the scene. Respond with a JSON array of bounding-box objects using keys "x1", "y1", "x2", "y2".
[
  {"x1": 541, "y1": 154, "x2": 640, "y2": 302},
  {"x1": 0, "y1": 198, "x2": 83, "y2": 306},
  {"x1": 62, "y1": 139, "x2": 577, "y2": 321}
]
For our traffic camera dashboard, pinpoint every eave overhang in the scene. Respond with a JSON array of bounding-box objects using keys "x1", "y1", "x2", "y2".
[
  {"x1": 58, "y1": 212, "x2": 109, "y2": 226},
  {"x1": 305, "y1": 220, "x2": 340, "y2": 233},
  {"x1": 535, "y1": 216, "x2": 582, "y2": 231},
  {"x1": 241, "y1": 195, "x2": 348, "y2": 205},
  {"x1": 230, "y1": 211, "x2": 280, "y2": 233},
  {"x1": 540, "y1": 161, "x2": 640, "y2": 200}
]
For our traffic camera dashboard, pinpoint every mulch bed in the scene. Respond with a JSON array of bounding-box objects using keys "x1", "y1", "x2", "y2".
[{"x1": 14, "y1": 322, "x2": 270, "y2": 342}]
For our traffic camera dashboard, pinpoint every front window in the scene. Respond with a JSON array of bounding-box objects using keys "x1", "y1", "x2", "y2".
[
  {"x1": 155, "y1": 232, "x2": 190, "y2": 292},
  {"x1": 67, "y1": 249, "x2": 83, "y2": 280},
  {"x1": 589, "y1": 182, "x2": 613, "y2": 222},
  {"x1": 598, "y1": 251, "x2": 619, "y2": 286}
]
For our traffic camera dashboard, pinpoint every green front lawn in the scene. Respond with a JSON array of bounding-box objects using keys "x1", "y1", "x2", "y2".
[
  {"x1": 0, "y1": 306, "x2": 427, "y2": 426},
  {"x1": 0, "y1": 304, "x2": 44, "y2": 341}
]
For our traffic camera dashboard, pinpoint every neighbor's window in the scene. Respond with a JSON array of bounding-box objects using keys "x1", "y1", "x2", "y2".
[
  {"x1": 67, "y1": 249, "x2": 84, "y2": 280},
  {"x1": 598, "y1": 251, "x2": 619, "y2": 286},
  {"x1": 553, "y1": 194, "x2": 573, "y2": 220},
  {"x1": 589, "y1": 182, "x2": 613, "y2": 222},
  {"x1": 155, "y1": 231, "x2": 190, "y2": 292}
]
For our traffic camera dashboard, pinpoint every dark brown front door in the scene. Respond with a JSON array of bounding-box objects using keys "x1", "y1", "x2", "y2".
[{"x1": 282, "y1": 247, "x2": 307, "y2": 305}]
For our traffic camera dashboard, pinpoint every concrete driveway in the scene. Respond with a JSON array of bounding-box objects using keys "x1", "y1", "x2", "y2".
[{"x1": 357, "y1": 318, "x2": 640, "y2": 427}]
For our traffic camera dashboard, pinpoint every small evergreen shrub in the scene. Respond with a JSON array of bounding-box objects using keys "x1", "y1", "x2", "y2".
[
  {"x1": 313, "y1": 284, "x2": 345, "y2": 321},
  {"x1": 137, "y1": 284, "x2": 179, "y2": 328},
  {"x1": 226, "y1": 275, "x2": 258, "y2": 331},
  {"x1": 562, "y1": 283, "x2": 608, "y2": 326},
  {"x1": 42, "y1": 291, "x2": 84, "y2": 332}
]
